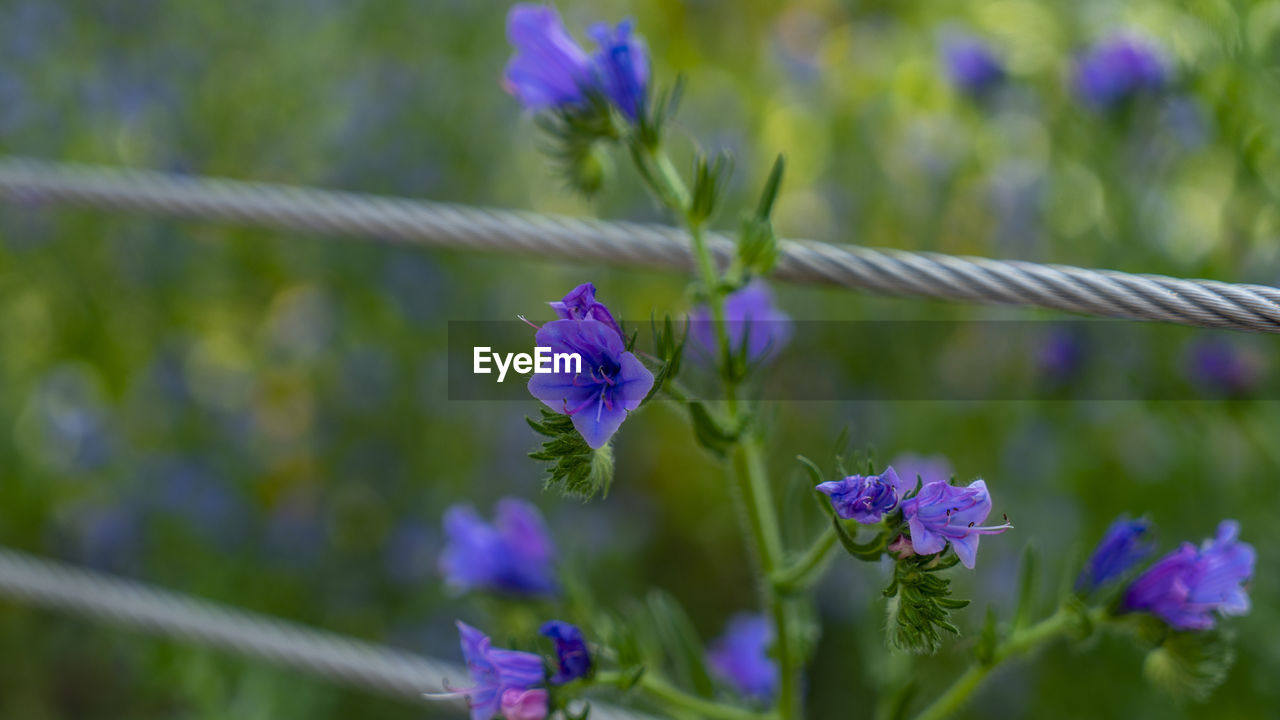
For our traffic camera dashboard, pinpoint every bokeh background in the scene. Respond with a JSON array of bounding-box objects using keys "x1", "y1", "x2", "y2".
[{"x1": 0, "y1": 0, "x2": 1277, "y2": 718}]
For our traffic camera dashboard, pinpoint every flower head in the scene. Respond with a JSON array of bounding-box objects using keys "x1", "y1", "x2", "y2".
[
  {"x1": 1076, "y1": 516, "x2": 1155, "y2": 593},
  {"x1": 588, "y1": 20, "x2": 649, "y2": 120},
  {"x1": 817, "y1": 466, "x2": 911, "y2": 524},
  {"x1": 1122, "y1": 521, "x2": 1255, "y2": 630},
  {"x1": 900, "y1": 479, "x2": 1012, "y2": 569},
  {"x1": 540, "y1": 620, "x2": 592, "y2": 684},
  {"x1": 1073, "y1": 36, "x2": 1167, "y2": 109},
  {"x1": 503, "y1": 4, "x2": 594, "y2": 111},
  {"x1": 450, "y1": 622, "x2": 547, "y2": 720},
  {"x1": 439, "y1": 498, "x2": 557, "y2": 596},
  {"x1": 941, "y1": 35, "x2": 1004, "y2": 94},
  {"x1": 527, "y1": 317, "x2": 654, "y2": 449},
  {"x1": 691, "y1": 280, "x2": 793, "y2": 365},
  {"x1": 706, "y1": 613, "x2": 778, "y2": 703},
  {"x1": 549, "y1": 282, "x2": 622, "y2": 338}
]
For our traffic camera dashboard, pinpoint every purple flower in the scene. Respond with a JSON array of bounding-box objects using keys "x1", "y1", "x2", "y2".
[
  {"x1": 816, "y1": 466, "x2": 911, "y2": 524},
  {"x1": 900, "y1": 480, "x2": 1012, "y2": 569},
  {"x1": 1076, "y1": 516, "x2": 1155, "y2": 593},
  {"x1": 691, "y1": 280, "x2": 793, "y2": 364},
  {"x1": 549, "y1": 282, "x2": 622, "y2": 338},
  {"x1": 1038, "y1": 329, "x2": 1085, "y2": 382},
  {"x1": 1185, "y1": 338, "x2": 1263, "y2": 396},
  {"x1": 1122, "y1": 521, "x2": 1255, "y2": 630},
  {"x1": 540, "y1": 620, "x2": 592, "y2": 684},
  {"x1": 503, "y1": 4, "x2": 593, "y2": 111},
  {"x1": 889, "y1": 453, "x2": 953, "y2": 487},
  {"x1": 588, "y1": 20, "x2": 649, "y2": 120},
  {"x1": 527, "y1": 318, "x2": 654, "y2": 449},
  {"x1": 707, "y1": 613, "x2": 778, "y2": 702},
  {"x1": 1073, "y1": 36, "x2": 1167, "y2": 109},
  {"x1": 941, "y1": 35, "x2": 1004, "y2": 94},
  {"x1": 438, "y1": 498, "x2": 557, "y2": 596},
  {"x1": 446, "y1": 622, "x2": 547, "y2": 720}
]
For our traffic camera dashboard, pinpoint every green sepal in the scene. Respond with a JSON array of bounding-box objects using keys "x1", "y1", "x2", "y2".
[
  {"x1": 641, "y1": 313, "x2": 688, "y2": 405},
  {"x1": 832, "y1": 516, "x2": 887, "y2": 561},
  {"x1": 1143, "y1": 628, "x2": 1236, "y2": 702},
  {"x1": 884, "y1": 553, "x2": 970, "y2": 654},
  {"x1": 975, "y1": 606, "x2": 999, "y2": 666},
  {"x1": 527, "y1": 409, "x2": 615, "y2": 499},
  {"x1": 688, "y1": 151, "x2": 733, "y2": 225},
  {"x1": 686, "y1": 401, "x2": 742, "y2": 457}
]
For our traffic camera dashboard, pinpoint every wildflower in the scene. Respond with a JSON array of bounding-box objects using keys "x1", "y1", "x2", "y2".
[
  {"x1": 899, "y1": 480, "x2": 1012, "y2": 569},
  {"x1": 588, "y1": 20, "x2": 649, "y2": 120},
  {"x1": 438, "y1": 498, "x2": 557, "y2": 596},
  {"x1": 1037, "y1": 328, "x2": 1085, "y2": 383},
  {"x1": 527, "y1": 318, "x2": 654, "y2": 449},
  {"x1": 1185, "y1": 338, "x2": 1263, "y2": 396},
  {"x1": 503, "y1": 4, "x2": 594, "y2": 111},
  {"x1": 1076, "y1": 516, "x2": 1155, "y2": 593},
  {"x1": 1073, "y1": 36, "x2": 1167, "y2": 109},
  {"x1": 437, "y1": 622, "x2": 547, "y2": 720},
  {"x1": 889, "y1": 452, "x2": 953, "y2": 487},
  {"x1": 549, "y1": 282, "x2": 622, "y2": 338},
  {"x1": 1122, "y1": 521, "x2": 1255, "y2": 630},
  {"x1": 690, "y1": 280, "x2": 793, "y2": 364},
  {"x1": 706, "y1": 614, "x2": 778, "y2": 702},
  {"x1": 941, "y1": 35, "x2": 1004, "y2": 94},
  {"x1": 816, "y1": 466, "x2": 910, "y2": 524},
  {"x1": 540, "y1": 620, "x2": 593, "y2": 684}
]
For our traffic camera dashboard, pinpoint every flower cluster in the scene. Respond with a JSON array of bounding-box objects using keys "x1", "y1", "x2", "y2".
[
  {"x1": 1120, "y1": 520, "x2": 1255, "y2": 631},
  {"x1": 504, "y1": 4, "x2": 648, "y2": 120},
  {"x1": 817, "y1": 466, "x2": 908, "y2": 524},
  {"x1": 1073, "y1": 36, "x2": 1167, "y2": 109},
  {"x1": 438, "y1": 498, "x2": 557, "y2": 597},
  {"x1": 528, "y1": 283, "x2": 654, "y2": 450}
]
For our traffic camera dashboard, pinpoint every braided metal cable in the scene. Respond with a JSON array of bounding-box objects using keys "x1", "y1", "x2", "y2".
[
  {"x1": 0, "y1": 547, "x2": 653, "y2": 720},
  {"x1": 2, "y1": 156, "x2": 1280, "y2": 332}
]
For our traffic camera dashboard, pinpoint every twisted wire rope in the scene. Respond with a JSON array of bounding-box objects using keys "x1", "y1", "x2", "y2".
[
  {"x1": 1, "y1": 157, "x2": 1279, "y2": 332},
  {"x1": 0, "y1": 546, "x2": 654, "y2": 720}
]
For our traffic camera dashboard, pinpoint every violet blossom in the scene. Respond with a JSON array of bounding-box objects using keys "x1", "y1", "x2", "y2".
[
  {"x1": 899, "y1": 479, "x2": 1012, "y2": 569},
  {"x1": 706, "y1": 613, "x2": 778, "y2": 702},
  {"x1": 540, "y1": 620, "x2": 592, "y2": 684},
  {"x1": 438, "y1": 498, "x2": 557, "y2": 596},
  {"x1": 439, "y1": 622, "x2": 547, "y2": 720},
  {"x1": 1076, "y1": 516, "x2": 1155, "y2": 593},
  {"x1": 1122, "y1": 521, "x2": 1255, "y2": 630},
  {"x1": 816, "y1": 466, "x2": 910, "y2": 524}
]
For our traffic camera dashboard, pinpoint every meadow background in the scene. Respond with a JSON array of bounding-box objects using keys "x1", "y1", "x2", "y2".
[{"x1": 0, "y1": 0, "x2": 1277, "y2": 718}]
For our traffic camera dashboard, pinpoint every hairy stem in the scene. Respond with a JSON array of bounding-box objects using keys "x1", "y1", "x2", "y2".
[
  {"x1": 594, "y1": 671, "x2": 776, "y2": 720},
  {"x1": 771, "y1": 526, "x2": 839, "y2": 595}
]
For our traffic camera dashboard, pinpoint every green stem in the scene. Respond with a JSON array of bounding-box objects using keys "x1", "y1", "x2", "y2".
[
  {"x1": 911, "y1": 608, "x2": 1102, "y2": 720},
  {"x1": 771, "y1": 526, "x2": 838, "y2": 595},
  {"x1": 639, "y1": 673, "x2": 778, "y2": 720}
]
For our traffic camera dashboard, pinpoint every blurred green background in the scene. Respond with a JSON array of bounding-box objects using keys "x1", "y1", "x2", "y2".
[{"x1": 0, "y1": 0, "x2": 1276, "y2": 718}]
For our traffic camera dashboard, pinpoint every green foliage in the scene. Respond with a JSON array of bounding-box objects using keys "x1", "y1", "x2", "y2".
[
  {"x1": 527, "y1": 408, "x2": 615, "y2": 499},
  {"x1": 735, "y1": 155, "x2": 784, "y2": 280},
  {"x1": 686, "y1": 401, "x2": 743, "y2": 457},
  {"x1": 1143, "y1": 629, "x2": 1237, "y2": 702},
  {"x1": 641, "y1": 313, "x2": 688, "y2": 405},
  {"x1": 884, "y1": 553, "x2": 970, "y2": 654}
]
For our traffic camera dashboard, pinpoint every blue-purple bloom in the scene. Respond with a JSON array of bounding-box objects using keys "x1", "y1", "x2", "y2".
[
  {"x1": 540, "y1": 620, "x2": 592, "y2": 684},
  {"x1": 900, "y1": 480, "x2": 1012, "y2": 569},
  {"x1": 707, "y1": 613, "x2": 778, "y2": 703},
  {"x1": 1185, "y1": 338, "x2": 1263, "y2": 396},
  {"x1": 1038, "y1": 328, "x2": 1085, "y2": 382},
  {"x1": 549, "y1": 282, "x2": 622, "y2": 338},
  {"x1": 816, "y1": 466, "x2": 911, "y2": 524},
  {"x1": 1073, "y1": 36, "x2": 1168, "y2": 109},
  {"x1": 691, "y1": 280, "x2": 793, "y2": 364},
  {"x1": 503, "y1": 4, "x2": 593, "y2": 111},
  {"x1": 1076, "y1": 516, "x2": 1155, "y2": 593},
  {"x1": 588, "y1": 20, "x2": 649, "y2": 120},
  {"x1": 1122, "y1": 521, "x2": 1255, "y2": 630},
  {"x1": 438, "y1": 498, "x2": 557, "y2": 596},
  {"x1": 528, "y1": 291, "x2": 654, "y2": 448},
  {"x1": 941, "y1": 35, "x2": 1004, "y2": 94},
  {"x1": 448, "y1": 622, "x2": 547, "y2": 720}
]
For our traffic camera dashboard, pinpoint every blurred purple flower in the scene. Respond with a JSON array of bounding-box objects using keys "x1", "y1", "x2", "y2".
[
  {"x1": 707, "y1": 613, "x2": 778, "y2": 702},
  {"x1": 540, "y1": 620, "x2": 592, "y2": 684},
  {"x1": 1122, "y1": 521, "x2": 1254, "y2": 630},
  {"x1": 1073, "y1": 36, "x2": 1167, "y2": 109},
  {"x1": 691, "y1": 280, "x2": 793, "y2": 364},
  {"x1": 527, "y1": 318, "x2": 654, "y2": 449},
  {"x1": 941, "y1": 35, "x2": 1004, "y2": 94},
  {"x1": 502, "y1": 4, "x2": 593, "y2": 111},
  {"x1": 549, "y1": 282, "x2": 622, "y2": 338},
  {"x1": 439, "y1": 498, "x2": 557, "y2": 596},
  {"x1": 441, "y1": 621, "x2": 547, "y2": 720},
  {"x1": 384, "y1": 520, "x2": 437, "y2": 585},
  {"x1": 1076, "y1": 516, "x2": 1155, "y2": 593},
  {"x1": 1185, "y1": 338, "x2": 1263, "y2": 396},
  {"x1": 900, "y1": 480, "x2": 1012, "y2": 569},
  {"x1": 817, "y1": 466, "x2": 910, "y2": 524},
  {"x1": 1038, "y1": 328, "x2": 1085, "y2": 383},
  {"x1": 889, "y1": 452, "x2": 953, "y2": 488},
  {"x1": 588, "y1": 20, "x2": 649, "y2": 120}
]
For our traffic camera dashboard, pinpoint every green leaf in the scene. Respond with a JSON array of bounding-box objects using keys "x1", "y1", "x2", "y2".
[
  {"x1": 832, "y1": 516, "x2": 886, "y2": 561},
  {"x1": 686, "y1": 401, "x2": 741, "y2": 457},
  {"x1": 884, "y1": 553, "x2": 970, "y2": 654},
  {"x1": 644, "y1": 590, "x2": 716, "y2": 698},
  {"x1": 1014, "y1": 544, "x2": 1038, "y2": 632},
  {"x1": 1144, "y1": 629, "x2": 1236, "y2": 702},
  {"x1": 975, "y1": 607, "x2": 999, "y2": 665},
  {"x1": 642, "y1": 313, "x2": 688, "y2": 405},
  {"x1": 527, "y1": 409, "x2": 614, "y2": 499}
]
